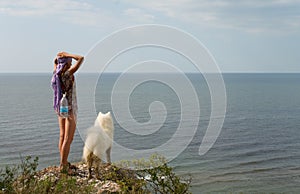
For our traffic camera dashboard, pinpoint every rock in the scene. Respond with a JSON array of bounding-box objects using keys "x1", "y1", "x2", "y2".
[{"x1": 33, "y1": 162, "x2": 124, "y2": 193}]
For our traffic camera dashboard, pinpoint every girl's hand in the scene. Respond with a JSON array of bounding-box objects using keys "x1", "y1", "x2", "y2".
[{"x1": 57, "y1": 51, "x2": 69, "y2": 58}]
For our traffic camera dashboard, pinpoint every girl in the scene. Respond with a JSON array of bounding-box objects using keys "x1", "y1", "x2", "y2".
[{"x1": 51, "y1": 51, "x2": 84, "y2": 174}]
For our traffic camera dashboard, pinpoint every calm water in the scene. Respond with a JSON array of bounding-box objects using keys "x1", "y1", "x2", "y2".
[{"x1": 0, "y1": 73, "x2": 300, "y2": 193}]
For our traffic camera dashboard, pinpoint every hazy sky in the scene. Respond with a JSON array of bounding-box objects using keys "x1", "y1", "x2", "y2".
[{"x1": 0, "y1": 0, "x2": 299, "y2": 73}]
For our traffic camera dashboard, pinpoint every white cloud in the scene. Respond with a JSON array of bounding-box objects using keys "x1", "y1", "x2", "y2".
[
  {"x1": 124, "y1": 0, "x2": 300, "y2": 33},
  {"x1": 0, "y1": 0, "x2": 113, "y2": 26},
  {"x1": 123, "y1": 8, "x2": 155, "y2": 23},
  {"x1": 1, "y1": 0, "x2": 299, "y2": 33},
  {"x1": 0, "y1": 0, "x2": 87, "y2": 16}
]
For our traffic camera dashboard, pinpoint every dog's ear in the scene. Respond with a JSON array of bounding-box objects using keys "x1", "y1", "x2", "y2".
[{"x1": 106, "y1": 111, "x2": 111, "y2": 116}]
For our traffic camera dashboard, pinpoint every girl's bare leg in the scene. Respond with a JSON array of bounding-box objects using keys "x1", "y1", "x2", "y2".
[
  {"x1": 58, "y1": 117, "x2": 65, "y2": 157},
  {"x1": 60, "y1": 112, "x2": 76, "y2": 167}
]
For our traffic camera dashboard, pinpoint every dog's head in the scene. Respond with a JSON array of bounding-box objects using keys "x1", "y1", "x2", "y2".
[{"x1": 97, "y1": 111, "x2": 114, "y2": 131}]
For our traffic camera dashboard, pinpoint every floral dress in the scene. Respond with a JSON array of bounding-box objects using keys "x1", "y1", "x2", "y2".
[{"x1": 60, "y1": 70, "x2": 78, "y2": 120}]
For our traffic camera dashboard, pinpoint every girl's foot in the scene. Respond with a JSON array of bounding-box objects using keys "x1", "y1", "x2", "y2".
[{"x1": 60, "y1": 164, "x2": 75, "y2": 176}]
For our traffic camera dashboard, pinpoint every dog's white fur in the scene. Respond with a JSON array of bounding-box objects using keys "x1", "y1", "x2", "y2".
[{"x1": 82, "y1": 112, "x2": 114, "y2": 178}]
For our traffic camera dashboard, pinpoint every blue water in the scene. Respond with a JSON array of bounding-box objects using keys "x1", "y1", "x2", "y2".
[{"x1": 0, "y1": 73, "x2": 300, "y2": 193}]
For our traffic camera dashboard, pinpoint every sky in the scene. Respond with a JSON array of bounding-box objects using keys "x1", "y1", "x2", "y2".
[{"x1": 0, "y1": 0, "x2": 299, "y2": 73}]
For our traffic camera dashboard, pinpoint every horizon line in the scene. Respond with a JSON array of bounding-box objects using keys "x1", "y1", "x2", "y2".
[{"x1": 1, "y1": 71, "x2": 300, "y2": 74}]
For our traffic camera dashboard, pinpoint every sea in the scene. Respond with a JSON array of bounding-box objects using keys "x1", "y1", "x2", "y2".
[{"x1": 0, "y1": 73, "x2": 300, "y2": 193}]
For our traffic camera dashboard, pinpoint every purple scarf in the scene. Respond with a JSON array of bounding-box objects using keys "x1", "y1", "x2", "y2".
[{"x1": 51, "y1": 57, "x2": 72, "y2": 112}]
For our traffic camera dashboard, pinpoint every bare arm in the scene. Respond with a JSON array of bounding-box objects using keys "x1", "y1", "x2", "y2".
[{"x1": 57, "y1": 51, "x2": 84, "y2": 74}]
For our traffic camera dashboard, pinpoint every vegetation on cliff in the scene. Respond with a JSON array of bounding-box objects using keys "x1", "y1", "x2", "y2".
[{"x1": 0, "y1": 155, "x2": 191, "y2": 194}]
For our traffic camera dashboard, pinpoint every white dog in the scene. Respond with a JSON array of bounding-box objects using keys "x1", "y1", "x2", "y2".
[{"x1": 83, "y1": 111, "x2": 114, "y2": 178}]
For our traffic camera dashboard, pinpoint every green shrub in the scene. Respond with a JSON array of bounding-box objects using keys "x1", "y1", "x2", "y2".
[
  {"x1": 115, "y1": 154, "x2": 192, "y2": 194},
  {"x1": 0, "y1": 154, "x2": 191, "y2": 194},
  {"x1": 0, "y1": 165, "x2": 18, "y2": 193},
  {"x1": 0, "y1": 156, "x2": 94, "y2": 194}
]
